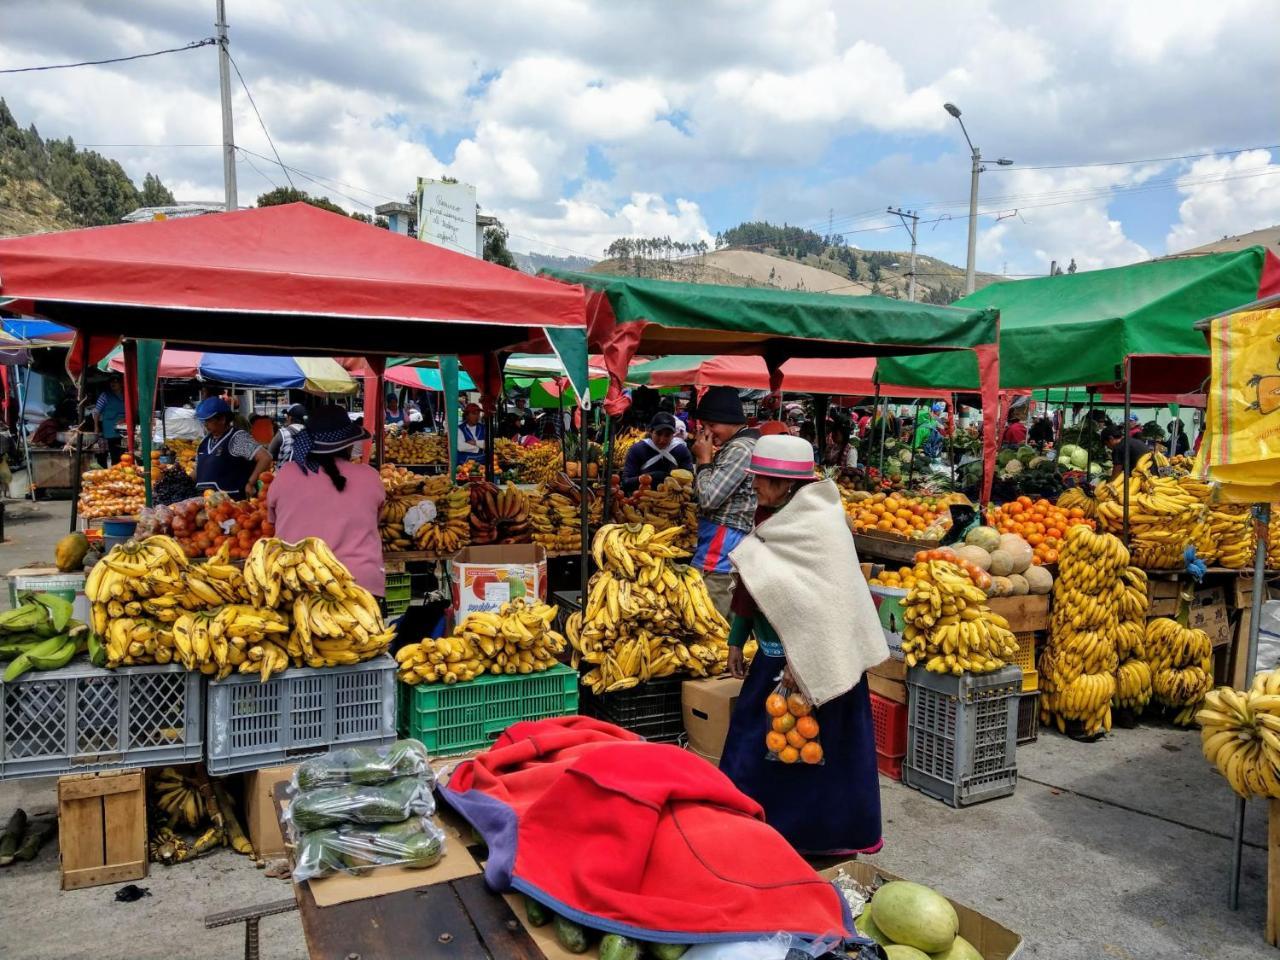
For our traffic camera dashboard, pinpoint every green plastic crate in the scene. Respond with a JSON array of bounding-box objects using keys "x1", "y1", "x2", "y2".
[
  {"x1": 385, "y1": 572, "x2": 412, "y2": 617},
  {"x1": 399, "y1": 663, "x2": 579, "y2": 756}
]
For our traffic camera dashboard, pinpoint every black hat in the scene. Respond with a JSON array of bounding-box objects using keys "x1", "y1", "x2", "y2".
[
  {"x1": 649, "y1": 412, "x2": 678, "y2": 432},
  {"x1": 285, "y1": 404, "x2": 307, "y2": 423},
  {"x1": 304, "y1": 404, "x2": 371, "y2": 454},
  {"x1": 694, "y1": 386, "x2": 746, "y2": 425}
]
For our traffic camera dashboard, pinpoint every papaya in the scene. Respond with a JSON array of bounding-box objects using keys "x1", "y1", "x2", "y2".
[{"x1": 54, "y1": 533, "x2": 89, "y2": 572}]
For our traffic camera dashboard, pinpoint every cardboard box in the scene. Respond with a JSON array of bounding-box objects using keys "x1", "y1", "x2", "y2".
[
  {"x1": 682, "y1": 677, "x2": 743, "y2": 762},
  {"x1": 449, "y1": 544, "x2": 547, "y2": 619},
  {"x1": 868, "y1": 657, "x2": 906, "y2": 683},
  {"x1": 1189, "y1": 585, "x2": 1231, "y2": 648},
  {"x1": 821, "y1": 860, "x2": 1023, "y2": 959},
  {"x1": 867, "y1": 671, "x2": 907, "y2": 705},
  {"x1": 58, "y1": 769, "x2": 147, "y2": 891},
  {"x1": 245, "y1": 764, "x2": 297, "y2": 859},
  {"x1": 987, "y1": 594, "x2": 1050, "y2": 632},
  {"x1": 1147, "y1": 576, "x2": 1182, "y2": 601},
  {"x1": 1149, "y1": 597, "x2": 1180, "y2": 617}
]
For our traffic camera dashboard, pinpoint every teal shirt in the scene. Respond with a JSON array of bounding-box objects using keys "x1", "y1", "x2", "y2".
[{"x1": 728, "y1": 614, "x2": 784, "y2": 658}]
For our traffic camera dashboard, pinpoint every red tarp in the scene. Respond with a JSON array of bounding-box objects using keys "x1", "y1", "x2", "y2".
[
  {"x1": 0, "y1": 203, "x2": 586, "y2": 371},
  {"x1": 442, "y1": 716, "x2": 851, "y2": 946}
]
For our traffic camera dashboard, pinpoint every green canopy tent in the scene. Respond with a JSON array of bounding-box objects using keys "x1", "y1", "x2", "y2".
[{"x1": 543, "y1": 270, "x2": 1003, "y2": 500}]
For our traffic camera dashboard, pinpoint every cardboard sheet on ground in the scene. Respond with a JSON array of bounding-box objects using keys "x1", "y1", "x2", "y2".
[{"x1": 283, "y1": 798, "x2": 482, "y2": 908}]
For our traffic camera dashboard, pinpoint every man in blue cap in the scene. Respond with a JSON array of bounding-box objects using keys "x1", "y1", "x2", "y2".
[{"x1": 194, "y1": 396, "x2": 273, "y2": 498}]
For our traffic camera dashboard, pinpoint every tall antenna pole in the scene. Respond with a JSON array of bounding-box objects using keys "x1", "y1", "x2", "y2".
[
  {"x1": 887, "y1": 207, "x2": 920, "y2": 302},
  {"x1": 215, "y1": 0, "x2": 238, "y2": 211}
]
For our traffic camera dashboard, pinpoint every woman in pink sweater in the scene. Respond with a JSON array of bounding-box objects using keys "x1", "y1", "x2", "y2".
[{"x1": 267, "y1": 405, "x2": 387, "y2": 598}]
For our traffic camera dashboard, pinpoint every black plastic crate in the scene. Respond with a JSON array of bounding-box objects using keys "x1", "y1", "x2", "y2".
[
  {"x1": 1017, "y1": 691, "x2": 1039, "y2": 745},
  {"x1": 580, "y1": 675, "x2": 685, "y2": 742}
]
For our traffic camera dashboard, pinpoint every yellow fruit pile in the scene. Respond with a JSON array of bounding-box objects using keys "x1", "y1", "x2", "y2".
[
  {"x1": 509, "y1": 441, "x2": 562, "y2": 485},
  {"x1": 1145, "y1": 616, "x2": 1213, "y2": 725},
  {"x1": 611, "y1": 469, "x2": 697, "y2": 553},
  {"x1": 469, "y1": 482, "x2": 531, "y2": 545},
  {"x1": 1095, "y1": 454, "x2": 1206, "y2": 569},
  {"x1": 529, "y1": 482, "x2": 601, "y2": 552},
  {"x1": 379, "y1": 464, "x2": 424, "y2": 495},
  {"x1": 1206, "y1": 504, "x2": 1255, "y2": 569},
  {"x1": 567, "y1": 523, "x2": 729, "y2": 693},
  {"x1": 385, "y1": 430, "x2": 447, "y2": 465},
  {"x1": 1111, "y1": 567, "x2": 1153, "y2": 713},
  {"x1": 1199, "y1": 672, "x2": 1280, "y2": 798},
  {"x1": 898, "y1": 559, "x2": 1017, "y2": 675},
  {"x1": 1040, "y1": 526, "x2": 1130, "y2": 735},
  {"x1": 408, "y1": 483, "x2": 471, "y2": 554},
  {"x1": 609, "y1": 428, "x2": 646, "y2": 470},
  {"x1": 395, "y1": 599, "x2": 565, "y2": 685},
  {"x1": 79, "y1": 460, "x2": 146, "y2": 519}
]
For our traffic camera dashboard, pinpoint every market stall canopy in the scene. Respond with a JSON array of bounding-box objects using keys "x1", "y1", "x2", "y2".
[
  {"x1": 384, "y1": 363, "x2": 476, "y2": 391},
  {"x1": 0, "y1": 317, "x2": 73, "y2": 347},
  {"x1": 628, "y1": 354, "x2": 771, "y2": 390},
  {"x1": 878, "y1": 246, "x2": 1280, "y2": 392},
  {"x1": 100, "y1": 345, "x2": 357, "y2": 394},
  {"x1": 0, "y1": 203, "x2": 589, "y2": 374},
  {"x1": 627, "y1": 354, "x2": 956, "y2": 399}
]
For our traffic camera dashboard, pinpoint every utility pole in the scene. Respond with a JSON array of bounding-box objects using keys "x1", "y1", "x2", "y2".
[
  {"x1": 887, "y1": 207, "x2": 919, "y2": 302},
  {"x1": 215, "y1": 0, "x2": 237, "y2": 211},
  {"x1": 943, "y1": 103, "x2": 1012, "y2": 295}
]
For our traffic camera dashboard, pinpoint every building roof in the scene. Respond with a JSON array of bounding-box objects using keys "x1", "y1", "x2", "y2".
[
  {"x1": 1174, "y1": 225, "x2": 1280, "y2": 257},
  {"x1": 122, "y1": 202, "x2": 227, "y2": 223}
]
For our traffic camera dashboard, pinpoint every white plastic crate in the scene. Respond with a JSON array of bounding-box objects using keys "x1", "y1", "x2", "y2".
[
  {"x1": 206, "y1": 655, "x2": 396, "y2": 775},
  {"x1": 0, "y1": 661, "x2": 202, "y2": 780}
]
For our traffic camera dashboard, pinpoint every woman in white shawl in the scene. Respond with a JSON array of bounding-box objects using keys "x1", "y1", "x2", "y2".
[{"x1": 719, "y1": 434, "x2": 888, "y2": 855}]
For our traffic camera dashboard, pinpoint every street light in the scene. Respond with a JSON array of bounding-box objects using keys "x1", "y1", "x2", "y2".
[{"x1": 943, "y1": 102, "x2": 1011, "y2": 294}]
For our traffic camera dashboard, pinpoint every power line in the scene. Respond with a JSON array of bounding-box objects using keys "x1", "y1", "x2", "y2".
[
  {"x1": 0, "y1": 38, "x2": 216, "y2": 74},
  {"x1": 984, "y1": 144, "x2": 1280, "y2": 173},
  {"x1": 225, "y1": 52, "x2": 294, "y2": 191},
  {"x1": 235, "y1": 149, "x2": 280, "y2": 191}
]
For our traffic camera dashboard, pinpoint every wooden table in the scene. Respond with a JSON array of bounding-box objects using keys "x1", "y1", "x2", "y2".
[{"x1": 273, "y1": 784, "x2": 545, "y2": 959}]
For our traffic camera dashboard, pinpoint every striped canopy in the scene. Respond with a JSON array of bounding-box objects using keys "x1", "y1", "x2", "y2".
[{"x1": 102, "y1": 346, "x2": 357, "y2": 394}]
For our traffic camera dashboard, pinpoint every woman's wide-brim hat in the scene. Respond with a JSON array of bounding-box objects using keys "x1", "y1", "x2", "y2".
[{"x1": 748, "y1": 434, "x2": 815, "y2": 479}]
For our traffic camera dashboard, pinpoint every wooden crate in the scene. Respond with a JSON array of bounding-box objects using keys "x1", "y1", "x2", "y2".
[
  {"x1": 987, "y1": 594, "x2": 1050, "y2": 632},
  {"x1": 58, "y1": 769, "x2": 147, "y2": 891}
]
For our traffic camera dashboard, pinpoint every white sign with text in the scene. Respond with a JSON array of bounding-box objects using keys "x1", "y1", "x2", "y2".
[{"x1": 416, "y1": 178, "x2": 478, "y2": 256}]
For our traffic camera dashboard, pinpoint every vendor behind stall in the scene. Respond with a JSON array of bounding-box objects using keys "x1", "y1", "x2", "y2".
[
  {"x1": 92, "y1": 376, "x2": 127, "y2": 466},
  {"x1": 620, "y1": 412, "x2": 693, "y2": 493},
  {"x1": 194, "y1": 397, "x2": 272, "y2": 499},
  {"x1": 267, "y1": 405, "x2": 386, "y2": 598},
  {"x1": 458, "y1": 402, "x2": 487, "y2": 464}
]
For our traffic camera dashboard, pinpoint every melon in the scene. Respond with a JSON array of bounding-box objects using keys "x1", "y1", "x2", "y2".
[
  {"x1": 954, "y1": 545, "x2": 992, "y2": 571},
  {"x1": 1072, "y1": 449, "x2": 1091, "y2": 470},
  {"x1": 987, "y1": 550, "x2": 1014, "y2": 577},
  {"x1": 884, "y1": 947, "x2": 931, "y2": 960},
  {"x1": 930, "y1": 935, "x2": 985, "y2": 960},
  {"x1": 855, "y1": 909, "x2": 891, "y2": 947},
  {"x1": 1023, "y1": 565, "x2": 1053, "y2": 595},
  {"x1": 988, "y1": 575, "x2": 1013, "y2": 597},
  {"x1": 964, "y1": 526, "x2": 1001, "y2": 553},
  {"x1": 1059, "y1": 443, "x2": 1081, "y2": 462},
  {"x1": 1008, "y1": 573, "x2": 1030, "y2": 596},
  {"x1": 996, "y1": 534, "x2": 1033, "y2": 573},
  {"x1": 1000, "y1": 459, "x2": 1023, "y2": 477},
  {"x1": 870, "y1": 880, "x2": 959, "y2": 954}
]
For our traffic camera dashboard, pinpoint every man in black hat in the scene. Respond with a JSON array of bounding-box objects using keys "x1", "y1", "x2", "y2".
[
  {"x1": 690, "y1": 386, "x2": 761, "y2": 617},
  {"x1": 268, "y1": 404, "x2": 308, "y2": 464},
  {"x1": 620, "y1": 412, "x2": 694, "y2": 493}
]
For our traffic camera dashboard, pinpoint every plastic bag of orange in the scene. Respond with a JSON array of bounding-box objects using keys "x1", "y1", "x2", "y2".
[{"x1": 763, "y1": 679, "x2": 824, "y2": 765}]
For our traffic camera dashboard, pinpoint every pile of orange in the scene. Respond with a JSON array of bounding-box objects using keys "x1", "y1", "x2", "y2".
[
  {"x1": 78, "y1": 455, "x2": 146, "y2": 519},
  {"x1": 988, "y1": 495, "x2": 1094, "y2": 566},
  {"x1": 765, "y1": 691, "x2": 823, "y2": 764},
  {"x1": 168, "y1": 475, "x2": 275, "y2": 558},
  {"x1": 845, "y1": 492, "x2": 943, "y2": 539}
]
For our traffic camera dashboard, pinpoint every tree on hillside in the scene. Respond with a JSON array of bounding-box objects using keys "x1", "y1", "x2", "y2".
[
  {"x1": 256, "y1": 186, "x2": 347, "y2": 215},
  {"x1": 139, "y1": 173, "x2": 174, "y2": 207},
  {"x1": 483, "y1": 225, "x2": 517, "y2": 269}
]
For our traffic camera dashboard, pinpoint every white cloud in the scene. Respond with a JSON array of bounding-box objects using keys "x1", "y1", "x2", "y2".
[
  {"x1": 501, "y1": 192, "x2": 714, "y2": 262},
  {"x1": 1164, "y1": 150, "x2": 1280, "y2": 253}
]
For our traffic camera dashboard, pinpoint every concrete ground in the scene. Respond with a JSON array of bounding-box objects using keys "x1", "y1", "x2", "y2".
[{"x1": 0, "y1": 499, "x2": 1275, "y2": 959}]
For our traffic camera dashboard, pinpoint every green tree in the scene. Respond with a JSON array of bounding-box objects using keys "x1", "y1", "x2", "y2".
[
  {"x1": 139, "y1": 172, "x2": 174, "y2": 207},
  {"x1": 483, "y1": 225, "x2": 517, "y2": 269},
  {"x1": 255, "y1": 186, "x2": 348, "y2": 215}
]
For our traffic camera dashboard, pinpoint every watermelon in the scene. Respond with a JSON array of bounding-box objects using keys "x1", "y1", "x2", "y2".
[
  {"x1": 855, "y1": 909, "x2": 891, "y2": 946},
  {"x1": 870, "y1": 881, "x2": 959, "y2": 954},
  {"x1": 884, "y1": 947, "x2": 932, "y2": 960},
  {"x1": 930, "y1": 935, "x2": 985, "y2": 960}
]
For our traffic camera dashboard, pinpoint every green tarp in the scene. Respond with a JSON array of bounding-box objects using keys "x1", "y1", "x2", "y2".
[{"x1": 878, "y1": 247, "x2": 1273, "y2": 390}]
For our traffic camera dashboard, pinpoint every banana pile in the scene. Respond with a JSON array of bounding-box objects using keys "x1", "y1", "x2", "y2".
[
  {"x1": 385, "y1": 431, "x2": 447, "y2": 465},
  {"x1": 395, "y1": 599, "x2": 566, "y2": 684},
  {"x1": 150, "y1": 767, "x2": 214, "y2": 831},
  {"x1": 469, "y1": 481, "x2": 531, "y2": 545},
  {"x1": 412, "y1": 484, "x2": 471, "y2": 554},
  {"x1": 1095, "y1": 454, "x2": 1207, "y2": 569},
  {"x1": 148, "y1": 768, "x2": 252, "y2": 864},
  {"x1": 1040, "y1": 526, "x2": 1131, "y2": 735},
  {"x1": 509, "y1": 441, "x2": 562, "y2": 485},
  {"x1": 566, "y1": 523, "x2": 729, "y2": 693},
  {"x1": 529, "y1": 479, "x2": 602, "y2": 552},
  {"x1": 380, "y1": 493, "x2": 428, "y2": 550},
  {"x1": 1199, "y1": 672, "x2": 1280, "y2": 798},
  {"x1": 609, "y1": 428, "x2": 646, "y2": 469},
  {"x1": 612, "y1": 469, "x2": 698, "y2": 553},
  {"x1": 1207, "y1": 505, "x2": 1255, "y2": 569},
  {"x1": 1145, "y1": 616, "x2": 1213, "y2": 725},
  {"x1": 1111, "y1": 566, "x2": 1153, "y2": 713},
  {"x1": 898, "y1": 559, "x2": 1017, "y2": 674},
  {"x1": 1056, "y1": 487, "x2": 1097, "y2": 520}
]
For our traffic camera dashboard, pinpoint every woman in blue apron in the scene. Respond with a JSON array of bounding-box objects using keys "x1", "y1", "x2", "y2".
[
  {"x1": 457, "y1": 402, "x2": 487, "y2": 465},
  {"x1": 620, "y1": 412, "x2": 694, "y2": 493},
  {"x1": 194, "y1": 397, "x2": 273, "y2": 499}
]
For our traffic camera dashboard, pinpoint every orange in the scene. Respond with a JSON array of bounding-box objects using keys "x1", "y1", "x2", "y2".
[
  {"x1": 787, "y1": 693, "x2": 813, "y2": 717},
  {"x1": 766, "y1": 694, "x2": 789, "y2": 717},
  {"x1": 765, "y1": 731, "x2": 788, "y2": 753},
  {"x1": 786, "y1": 729, "x2": 808, "y2": 750},
  {"x1": 796, "y1": 716, "x2": 820, "y2": 739},
  {"x1": 779, "y1": 746, "x2": 800, "y2": 764},
  {"x1": 772, "y1": 713, "x2": 797, "y2": 734},
  {"x1": 800, "y1": 742, "x2": 824, "y2": 764}
]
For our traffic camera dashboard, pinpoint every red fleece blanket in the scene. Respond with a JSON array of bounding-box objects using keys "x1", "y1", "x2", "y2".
[{"x1": 442, "y1": 716, "x2": 851, "y2": 945}]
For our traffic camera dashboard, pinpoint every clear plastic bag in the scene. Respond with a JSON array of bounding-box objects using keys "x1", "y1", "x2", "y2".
[
  {"x1": 293, "y1": 740, "x2": 433, "y2": 791},
  {"x1": 293, "y1": 814, "x2": 446, "y2": 882},
  {"x1": 764, "y1": 678, "x2": 824, "y2": 765},
  {"x1": 286, "y1": 775, "x2": 436, "y2": 833}
]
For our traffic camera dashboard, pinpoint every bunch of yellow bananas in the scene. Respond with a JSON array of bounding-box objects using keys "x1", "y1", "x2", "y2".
[
  {"x1": 86, "y1": 535, "x2": 189, "y2": 606},
  {"x1": 1110, "y1": 566, "x2": 1152, "y2": 713},
  {"x1": 509, "y1": 441, "x2": 563, "y2": 485},
  {"x1": 291, "y1": 592, "x2": 394, "y2": 671},
  {"x1": 898, "y1": 559, "x2": 1017, "y2": 675},
  {"x1": 410, "y1": 484, "x2": 471, "y2": 554},
  {"x1": 1198, "y1": 672, "x2": 1280, "y2": 798},
  {"x1": 102, "y1": 615, "x2": 175, "y2": 667},
  {"x1": 1207, "y1": 505, "x2": 1255, "y2": 569},
  {"x1": 1040, "y1": 526, "x2": 1131, "y2": 734},
  {"x1": 612, "y1": 469, "x2": 697, "y2": 553},
  {"x1": 380, "y1": 493, "x2": 429, "y2": 550},
  {"x1": 1145, "y1": 616, "x2": 1213, "y2": 725},
  {"x1": 469, "y1": 481, "x2": 531, "y2": 545},
  {"x1": 243, "y1": 537, "x2": 354, "y2": 607},
  {"x1": 529, "y1": 486, "x2": 598, "y2": 552},
  {"x1": 150, "y1": 767, "x2": 211, "y2": 831},
  {"x1": 396, "y1": 599, "x2": 565, "y2": 684},
  {"x1": 568, "y1": 523, "x2": 728, "y2": 693},
  {"x1": 1056, "y1": 487, "x2": 1097, "y2": 519},
  {"x1": 169, "y1": 605, "x2": 288, "y2": 680},
  {"x1": 385, "y1": 430, "x2": 447, "y2": 465}
]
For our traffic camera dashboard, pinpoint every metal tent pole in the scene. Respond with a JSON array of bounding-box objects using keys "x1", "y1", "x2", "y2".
[
  {"x1": 1122, "y1": 366, "x2": 1132, "y2": 544},
  {"x1": 600, "y1": 414, "x2": 615, "y2": 524},
  {"x1": 949, "y1": 393, "x2": 957, "y2": 488},
  {"x1": 578, "y1": 408, "x2": 590, "y2": 604},
  {"x1": 16, "y1": 365, "x2": 36, "y2": 502},
  {"x1": 1229, "y1": 503, "x2": 1271, "y2": 910}
]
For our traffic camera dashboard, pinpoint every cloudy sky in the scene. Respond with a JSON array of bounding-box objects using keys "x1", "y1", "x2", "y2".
[{"x1": 2, "y1": 0, "x2": 1278, "y2": 276}]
